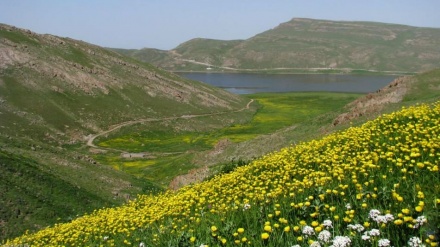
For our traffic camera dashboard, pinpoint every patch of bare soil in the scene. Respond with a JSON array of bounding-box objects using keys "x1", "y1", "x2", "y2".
[
  {"x1": 168, "y1": 166, "x2": 210, "y2": 190},
  {"x1": 120, "y1": 152, "x2": 156, "y2": 159},
  {"x1": 167, "y1": 139, "x2": 232, "y2": 190},
  {"x1": 0, "y1": 45, "x2": 30, "y2": 69},
  {"x1": 333, "y1": 76, "x2": 410, "y2": 126},
  {"x1": 210, "y1": 138, "x2": 232, "y2": 155}
]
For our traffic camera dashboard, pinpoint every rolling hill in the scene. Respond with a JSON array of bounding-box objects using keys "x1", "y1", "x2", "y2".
[
  {"x1": 115, "y1": 18, "x2": 440, "y2": 73},
  {"x1": 0, "y1": 23, "x2": 251, "y2": 240},
  {"x1": 4, "y1": 69, "x2": 440, "y2": 247}
]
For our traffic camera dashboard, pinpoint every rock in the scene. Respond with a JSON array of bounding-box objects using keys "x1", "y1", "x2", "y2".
[{"x1": 332, "y1": 76, "x2": 408, "y2": 126}]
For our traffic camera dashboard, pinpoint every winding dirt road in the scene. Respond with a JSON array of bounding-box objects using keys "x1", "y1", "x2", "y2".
[{"x1": 86, "y1": 99, "x2": 254, "y2": 149}]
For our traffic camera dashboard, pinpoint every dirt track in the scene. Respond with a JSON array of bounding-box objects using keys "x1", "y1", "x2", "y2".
[{"x1": 86, "y1": 99, "x2": 254, "y2": 149}]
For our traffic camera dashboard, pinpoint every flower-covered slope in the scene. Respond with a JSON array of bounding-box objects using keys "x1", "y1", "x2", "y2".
[{"x1": 5, "y1": 103, "x2": 440, "y2": 247}]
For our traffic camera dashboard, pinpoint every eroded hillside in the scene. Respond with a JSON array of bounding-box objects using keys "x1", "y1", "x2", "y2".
[{"x1": 0, "y1": 24, "x2": 248, "y2": 143}]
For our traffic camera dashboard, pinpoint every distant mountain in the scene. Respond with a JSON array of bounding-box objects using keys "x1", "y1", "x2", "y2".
[
  {"x1": 115, "y1": 18, "x2": 440, "y2": 73},
  {"x1": 0, "y1": 23, "x2": 248, "y2": 240}
]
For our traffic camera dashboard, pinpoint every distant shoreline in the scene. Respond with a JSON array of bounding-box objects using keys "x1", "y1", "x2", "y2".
[{"x1": 172, "y1": 68, "x2": 415, "y2": 76}]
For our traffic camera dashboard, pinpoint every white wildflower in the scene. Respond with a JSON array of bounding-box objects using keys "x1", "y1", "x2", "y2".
[
  {"x1": 375, "y1": 215, "x2": 387, "y2": 223},
  {"x1": 139, "y1": 242, "x2": 146, "y2": 247},
  {"x1": 361, "y1": 228, "x2": 380, "y2": 242},
  {"x1": 345, "y1": 203, "x2": 352, "y2": 210},
  {"x1": 243, "y1": 203, "x2": 251, "y2": 210},
  {"x1": 369, "y1": 209, "x2": 381, "y2": 220},
  {"x1": 361, "y1": 234, "x2": 371, "y2": 241},
  {"x1": 368, "y1": 229, "x2": 380, "y2": 237},
  {"x1": 384, "y1": 214, "x2": 394, "y2": 222},
  {"x1": 310, "y1": 241, "x2": 322, "y2": 247},
  {"x1": 291, "y1": 245, "x2": 301, "y2": 247},
  {"x1": 103, "y1": 236, "x2": 109, "y2": 241},
  {"x1": 347, "y1": 224, "x2": 364, "y2": 232},
  {"x1": 323, "y1": 219, "x2": 333, "y2": 229},
  {"x1": 413, "y1": 215, "x2": 427, "y2": 229},
  {"x1": 318, "y1": 230, "x2": 332, "y2": 243},
  {"x1": 302, "y1": 225, "x2": 315, "y2": 236},
  {"x1": 374, "y1": 214, "x2": 394, "y2": 224},
  {"x1": 378, "y1": 238, "x2": 391, "y2": 247},
  {"x1": 331, "y1": 236, "x2": 351, "y2": 247},
  {"x1": 408, "y1": 236, "x2": 425, "y2": 247}
]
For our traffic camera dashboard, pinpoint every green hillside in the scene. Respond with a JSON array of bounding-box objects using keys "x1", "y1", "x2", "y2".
[
  {"x1": 0, "y1": 23, "x2": 251, "y2": 240},
  {"x1": 118, "y1": 18, "x2": 440, "y2": 73},
  {"x1": 4, "y1": 70, "x2": 440, "y2": 247},
  {"x1": 110, "y1": 47, "x2": 172, "y2": 67}
]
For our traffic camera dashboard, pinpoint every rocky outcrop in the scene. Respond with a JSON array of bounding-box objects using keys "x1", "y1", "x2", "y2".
[
  {"x1": 168, "y1": 166, "x2": 210, "y2": 190},
  {"x1": 333, "y1": 76, "x2": 409, "y2": 126}
]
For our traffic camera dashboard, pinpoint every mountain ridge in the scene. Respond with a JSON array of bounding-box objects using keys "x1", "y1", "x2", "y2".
[{"x1": 115, "y1": 18, "x2": 440, "y2": 73}]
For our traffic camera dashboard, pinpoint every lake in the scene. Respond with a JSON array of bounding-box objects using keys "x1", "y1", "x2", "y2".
[{"x1": 176, "y1": 72, "x2": 397, "y2": 94}]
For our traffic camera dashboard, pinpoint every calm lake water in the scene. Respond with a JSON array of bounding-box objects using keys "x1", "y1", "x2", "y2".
[{"x1": 177, "y1": 72, "x2": 397, "y2": 94}]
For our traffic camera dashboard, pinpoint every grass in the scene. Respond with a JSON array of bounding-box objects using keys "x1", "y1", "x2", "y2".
[
  {"x1": 5, "y1": 100, "x2": 439, "y2": 247},
  {"x1": 244, "y1": 92, "x2": 360, "y2": 132},
  {"x1": 0, "y1": 150, "x2": 112, "y2": 240},
  {"x1": 0, "y1": 132, "x2": 164, "y2": 241},
  {"x1": 94, "y1": 152, "x2": 197, "y2": 187},
  {"x1": 0, "y1": 28, "x2": 41, "y2": 47},
  {"x1": 404, "y1": 69, "x2": 440, "y2": 104},
  {"x1": 94, "y1": 92, "x2": 361, "y2": 187}
]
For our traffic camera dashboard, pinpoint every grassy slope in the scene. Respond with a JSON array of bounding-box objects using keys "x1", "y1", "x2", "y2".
[
  {"x1": 231, "y1": 19, "x2": 440, "y2": 71},
  {"x1": 117, "y1": 18, "x2": 440, "y2": 73},
  {"x1": 4, "y1": 70, "x2": 440, "y2": 247},
  {"x1": 0, "y1": 24, "x2": 251, "y2": 240},
  {"x1": 0, "y1": 150, "x2": 111, "y2": 239},
  {"x1": 92, "y1": 92, "x2": 360, "y2": 187},
  {"x1": 110, "y1": 47, "x2": 172, "y2": 66}
]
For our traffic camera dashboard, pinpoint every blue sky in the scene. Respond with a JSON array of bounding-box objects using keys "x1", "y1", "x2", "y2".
[{"x1": 1, "y1": 0, "x2": 439, "y2": 50}]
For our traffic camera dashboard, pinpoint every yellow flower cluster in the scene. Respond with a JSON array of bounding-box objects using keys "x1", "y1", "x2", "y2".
[{"x1": 4, "y1": 102, "x2": 440, "y2": 246}]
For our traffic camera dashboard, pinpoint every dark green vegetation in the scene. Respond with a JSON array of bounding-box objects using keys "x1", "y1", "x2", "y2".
[
  {"x1": 0, "y1": 133, "x2": 159, "y2": 240},
  {"x1": 0, "y1": 150, "x2": 110, "y2": 239},
  {"x1": 0, "y1": 23, "x2": 250, "y2": 240},
  {"x1": 114, "y1": 18, "x2": 440, "y2": 74}
]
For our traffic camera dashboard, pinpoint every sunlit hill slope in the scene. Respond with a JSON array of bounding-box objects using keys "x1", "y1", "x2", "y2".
[{"x1": 0, "y1": 23, "x2": 250, "y2": 240}]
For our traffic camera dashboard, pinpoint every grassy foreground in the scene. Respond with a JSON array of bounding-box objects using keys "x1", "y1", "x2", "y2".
[{"x1": 4, "y1": 101, "x2": 439, "y2": 246}]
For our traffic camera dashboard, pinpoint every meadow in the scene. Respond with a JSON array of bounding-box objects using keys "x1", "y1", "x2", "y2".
[
  {"x1": 4, "y1": 100, "x2": 439, "y2": 247},
  {"x1": 93, "y1": 92, "x2": 361, "y2": 187}
]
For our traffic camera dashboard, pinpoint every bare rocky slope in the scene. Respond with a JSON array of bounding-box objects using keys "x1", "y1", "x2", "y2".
[
  {"x1": 116, "y1": 18, "x2": 440, "y2": 73},
  {"x1": 0, "y1": 23, "x2": 249, "y2": 240}
]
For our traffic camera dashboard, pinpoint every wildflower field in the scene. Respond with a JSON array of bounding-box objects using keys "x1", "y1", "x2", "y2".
[{"x1": 4, "y1": 102, "x2": 440, "y2": 247}]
